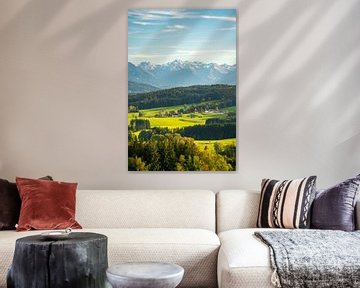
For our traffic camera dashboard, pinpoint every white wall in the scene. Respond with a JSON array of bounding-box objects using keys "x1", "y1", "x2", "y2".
[{"x1": 0, "y1": 0, "x2": 359, "y2": 191}]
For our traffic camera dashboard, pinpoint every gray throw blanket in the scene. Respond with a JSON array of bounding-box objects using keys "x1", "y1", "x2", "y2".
[{"x1": 255, "y1": 230, "x2": 360, "y2": 288}]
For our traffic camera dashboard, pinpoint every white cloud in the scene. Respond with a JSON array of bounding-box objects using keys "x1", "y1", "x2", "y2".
[
  {"x1": 146, "y1": 10, "x2": 186, "y2": 16},
  {"x1": 162, "y1": 25, "x2": 187, "y2": 33},
  {"x1": 129, "y1": 9, "x2": 236, "y2": 23},
  {"x1": 200, "y1": 15, "x2": 236, "y2": 22},
  {"x1": 133, "y1": 21, "x2": 161, "y2": 26},
  {"x1": 129, "y1": 9, "x2": 189, "y2": 20},
  {"x1": 218, "y1": 26, "x2": 236, "y2": 31},
  {"x1": 167, "y1": 25, "x2": 186, "y2": 30}
]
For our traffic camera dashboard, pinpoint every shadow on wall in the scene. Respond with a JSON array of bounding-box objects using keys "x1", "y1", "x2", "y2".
[
  {"x1": 0, "y1": 0, "x2": 359, "y2": 184},
  {"x1": 239, "y1": 0, "x2": 360, "y2": 120},
  {"x1": 4, "y1": 0, "x2": 359, "y2": 125},
  {"x1": 1, "y1": 0, "x2": 136, "y2": 57},
  {"x1": 236, "y1": 0, "x2": 360, "y2": 170},
  {"x1": 0, "y1": 0, "x2": 70, "y2": 36},
  {"x1": 1, "y1": 0, "x2": 359, "y2": 133},
  {"x1": 43, "y1": 1, "x2": 126, "y2": 56},
  {"x1": 0, "y1": 0, "x2": 227, "y2": 58}
]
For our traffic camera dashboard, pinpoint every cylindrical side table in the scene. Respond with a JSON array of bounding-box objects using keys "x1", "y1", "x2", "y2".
[
  {"x1": 106, "y1": 262, "x2": 184, "y2": 288},
  {"x1": 7, "y1": 232, "x2": 108, "y2": 288}
]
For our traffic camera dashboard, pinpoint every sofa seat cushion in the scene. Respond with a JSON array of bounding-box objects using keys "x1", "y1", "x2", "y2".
[
  {"x1": 102, "y1": 228, "x2": 220, "y2": 288},
  {"x1": 0, "y1": 228, "x2": 219, "y2": 288},
  {"x1": 218, "y1": 228, "x2": 281, "y2": 288}
]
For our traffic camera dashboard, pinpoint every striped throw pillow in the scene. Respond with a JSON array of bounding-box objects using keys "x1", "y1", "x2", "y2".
[{"x1": 257, "y1": 176, "x2": 317, "y2": 229}]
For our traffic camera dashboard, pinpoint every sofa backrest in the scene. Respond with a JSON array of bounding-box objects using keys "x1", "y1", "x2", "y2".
[
  {"x1": 217, "y1": 190, "x2": 360, "y2": 233},
  {"x1": 76, "y1": 190, "x2": 216, "y2": 231},
  {"x1": 216, "y1": 190, "x2": 260, "y2": 233}
]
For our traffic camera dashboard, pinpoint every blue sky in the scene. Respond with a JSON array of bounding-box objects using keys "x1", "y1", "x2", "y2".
[{"x1": 128, "y1": 9, "x2": 236, "y2": 65}]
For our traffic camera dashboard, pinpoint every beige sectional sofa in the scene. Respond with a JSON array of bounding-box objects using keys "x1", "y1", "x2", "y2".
[
  {"x1": 0, "y1": 190, "x2": 220, "y2": 288},
  {"x1": 1, "y1": 189, "x2": 359, "y2": 288}
]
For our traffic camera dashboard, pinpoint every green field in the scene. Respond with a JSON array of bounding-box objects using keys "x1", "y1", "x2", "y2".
[
  {"x1": 131, "y1": 105, "x2": 188, "y2": 117},
  {"x1": 195, "y1": 138, "x2": 236, "y2": 151},
  {"x1": 129, "y1": 106, "x2": 236, "y2": 143},
  {"x1": 128, "y1": 106, "x2": 235, "y2": 128},
  {"x1": 149, "y1": 117, "x2": 204, "y2": 128},
  {"x1": 129, "y1": 114, "x2": 205, "y2": 128}
]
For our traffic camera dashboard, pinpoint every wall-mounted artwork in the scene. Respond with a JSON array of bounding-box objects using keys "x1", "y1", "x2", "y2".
[{"x1": 128, "y1": 9, "x2": 237, "y2": 171}]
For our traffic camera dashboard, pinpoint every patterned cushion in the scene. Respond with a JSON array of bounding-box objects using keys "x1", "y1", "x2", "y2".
[{"x1": 257, "y1": 176, "x2": 316, "y2": 229}]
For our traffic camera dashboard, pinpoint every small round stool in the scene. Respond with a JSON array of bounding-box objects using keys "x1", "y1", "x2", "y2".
[{"x1": 106, "y1": 262, "x2": 184, "y2": 288}]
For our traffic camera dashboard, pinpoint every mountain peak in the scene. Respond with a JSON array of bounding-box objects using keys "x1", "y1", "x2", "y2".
[
  {"x1": 170, "y1": 59, "x2": 186, "y2": 65},
  {"x1": 129, "y1": 60, "x2": 236, "y2": 88},
  {"x1": 139, "y1": 61, "x2": 157, "y2": 71}
]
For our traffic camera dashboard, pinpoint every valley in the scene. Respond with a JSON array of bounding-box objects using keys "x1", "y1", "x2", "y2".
[{"x1": 128, "y1": 84, "x2": 236, "y2": 171}]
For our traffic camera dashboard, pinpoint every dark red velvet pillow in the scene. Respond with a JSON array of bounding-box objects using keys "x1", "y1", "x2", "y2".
[{"x1": 16, "y1": 177, "x2": 82, "y2": 231}]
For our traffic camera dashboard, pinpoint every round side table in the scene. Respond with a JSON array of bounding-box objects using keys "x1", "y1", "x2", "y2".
[
  {"x1": 106, "y1": 262, "x2": 184, "y2": 288},
  {"x1": 7, "y1": 232, "x2": 108, "y2": 288}
]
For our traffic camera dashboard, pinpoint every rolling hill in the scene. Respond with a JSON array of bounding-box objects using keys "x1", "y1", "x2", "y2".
[
  {"x1": 129, "y1": 84, "x2": 236, "y2": 110},
  {"x1": 128, "y1": 81, "x2": 159, "y2": 93}
]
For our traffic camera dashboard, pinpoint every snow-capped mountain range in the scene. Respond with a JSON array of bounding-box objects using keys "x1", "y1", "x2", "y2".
[{"x1": 128, "y1": 60, "x2": 236, "y2": 89}]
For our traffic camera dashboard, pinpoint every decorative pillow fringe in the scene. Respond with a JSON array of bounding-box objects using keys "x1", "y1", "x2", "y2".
[{"x1": 271, "y1": 269, "x2": 281, "y2": 287}]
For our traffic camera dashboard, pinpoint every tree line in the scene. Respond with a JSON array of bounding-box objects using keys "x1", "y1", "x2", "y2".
[
  {"x1": 129, "y1": 84, "x2": 235, "y2": 110},
  {"x1": 128, "y1": 132, "x2": 236, "y2": 171},
  {"x1": 178, "y1": 123, "x2": 236, "y2": 140},
  {"x1": 129, "y1": 117, "x2": 236, "y2": 140}
]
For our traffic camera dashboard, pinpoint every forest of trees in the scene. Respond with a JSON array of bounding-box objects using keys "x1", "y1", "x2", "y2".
[
  {"x1": 129, "y1": 84, "x2": 235, "y2": 110},
  {"x1": 129, "y1": 119, "x2": 151, "y2": 131},
  {"x1": 178, "y1": 123, "x2": 236, "y2": 140},
  {"x1": 129, "y1": 116, "x2": 236, "y2": 140},
  {"x1": 128, "y1": 132, "x2": 235, "y2": 171},
  {"x1": 175, "y1": 114, "x2": 236, "y2": 140}
]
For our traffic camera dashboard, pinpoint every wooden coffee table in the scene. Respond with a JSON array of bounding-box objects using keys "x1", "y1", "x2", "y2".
[{"x1": 106, "y1": 262, "x2": 184, "y2": 288}]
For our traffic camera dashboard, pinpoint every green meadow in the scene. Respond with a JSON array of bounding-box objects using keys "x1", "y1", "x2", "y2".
[
  {"x1": 128, "y1": 85, "x2": 236, "y2": 171},
  {"x1": 128, "y1": 105, "x2": 234, "y2": 128},
  {"x1": 195, "y1": 138, "x2": 236, "y2": 151},
  {"x1": 128, "y1": 107, "x2": 236, "y2": 169}
]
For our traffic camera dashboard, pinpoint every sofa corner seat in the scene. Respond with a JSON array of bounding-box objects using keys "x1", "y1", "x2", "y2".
[{"x1": 216, "y1": 189, "x2": 360, "y2": 288}]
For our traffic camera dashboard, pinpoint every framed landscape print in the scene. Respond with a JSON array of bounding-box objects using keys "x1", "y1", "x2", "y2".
[{"x1": 128, "y1": 9, "x2": 237, "y2": 171}]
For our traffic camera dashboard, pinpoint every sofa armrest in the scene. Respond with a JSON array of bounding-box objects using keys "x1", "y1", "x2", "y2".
[{"x1": 356, "y1": 200, "x2": 360, "y2": 230}]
